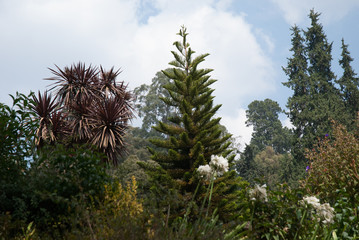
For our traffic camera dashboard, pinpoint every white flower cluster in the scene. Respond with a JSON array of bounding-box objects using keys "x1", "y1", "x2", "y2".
[
  {"x1": 197, "y1": 155, "x2": 229, "y2": 180},
  {"x1": 249, "y1": 184, "x2": 268, "y2": 202},
  {"x1": 197, "y1": 164, "x2": 212, "y2": 180},
  {"x1": 302, "y1": 196, "x2": 320, "y2": 208},
  {"x1": 209, "y1": 155, "x2": 229, "y2": 176},
  {"x1": 302, "y1": 196, "x2": 335, "y2": 224}
]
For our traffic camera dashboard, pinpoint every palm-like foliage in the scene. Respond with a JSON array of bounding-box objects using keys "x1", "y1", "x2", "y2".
[
  {"x1": 68, "y1": 99, "x2": 94, "y2": 143},
  {"x1": 31, "y1": 62, "x2": 134, "y2": 165},
  {"x1": 50, "y1": 111, "x2": 69, "y2": 143},
  {"x1": 88, "y1": 97, "x2": 133, "y2": 165},
  {"x1": 99, "y1": 66, "x2": 122, "y2": 97},
  {"x1": 31, "y1": 91, "x2": 58, "y2": 146},
  {"x1": 46, "y1": 63, "x2": 99, "y2": 106}
]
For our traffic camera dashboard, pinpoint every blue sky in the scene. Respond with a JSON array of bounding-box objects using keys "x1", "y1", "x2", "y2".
[{"x1": 1, "y1": 0, "x2": 359, "y2": 147}]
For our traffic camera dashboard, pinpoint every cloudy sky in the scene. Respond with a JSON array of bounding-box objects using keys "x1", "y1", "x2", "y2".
[{"x1": 1, "y1": 0, "x2": 359, "y2": 148}]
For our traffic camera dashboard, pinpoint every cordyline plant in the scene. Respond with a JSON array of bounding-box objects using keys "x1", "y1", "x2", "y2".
[{"x1": 30, "y1": 63, "x2": 134, "y2": 165}]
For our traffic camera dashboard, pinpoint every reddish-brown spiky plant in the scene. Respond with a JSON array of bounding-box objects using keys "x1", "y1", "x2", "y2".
[
  {"x1": 31, "y1": 91, "x2": 58, "y2": 146},
  {"x1": 98, "y1": 66, "x2": 123, "y2": 97},
  {"x1": 46, "y1": 63, "x2": 99, "y2": 106},
  {"x1": 49, "y1": 111, "x2": 69, "y2": 143},
  {"x1": 31, "y1": 62, "x2": 134, "y2": 165},
  {"x1": 88, "y1": 97, "x2": 133, "y2": 165},
  {"x1": 68, "y1": 98, "x2": 94, "y2": 143}
]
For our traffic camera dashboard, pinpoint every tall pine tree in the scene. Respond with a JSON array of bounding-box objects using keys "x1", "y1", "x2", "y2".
[
  {"x1": 283, "y1": 25, "x2": 310, "y2": 162},
  {"x1": 283, "y1": 10, "x2": 347, "y2": 164},
  {"x1": 304, "y1": 10, "x2": 347, "y2": 146},
  {"x1": 338, "y1": 39, "x2": 359, "y2": 128},
  {"x1": 148, "y1": 26, "x2": 232, "y2": 192}
]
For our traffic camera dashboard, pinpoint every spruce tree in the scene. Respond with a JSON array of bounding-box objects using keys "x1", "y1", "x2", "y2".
[
  {"x1": 236, "y1": 144, "x2": 255, "y2": 183},
  {"x1": 338, "y1": 39, "x2": 359, "y2": 128},
  {"x1": 303, "y1": 10, "x2": 347, "y2": 145},
  {"x1": 148, "y1": 26, "x2": 232, "y2": 192},
  {"x1": 282, "y1": 25, "x2": 310, "y2": 162},
  {"x1": 283, "y1": 11, "x2": 347, "y2": 164}
]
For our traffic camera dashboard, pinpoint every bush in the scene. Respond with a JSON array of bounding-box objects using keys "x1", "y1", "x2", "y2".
[
  {"x1": 24, "y1": 144, "x2": 109, "y2": 236},
  {"x1": 0, "y1": 92, "x2": 37, "y2": 238},
  {"x1": 227, "y1": 184, "x2": 337, "y2": 239},
  {"x1": 305, "y1": 122, "x2": 359, "y2": 206},
  {"x1": 66, "y1": 176, "x2": 153, "y2": 239}
]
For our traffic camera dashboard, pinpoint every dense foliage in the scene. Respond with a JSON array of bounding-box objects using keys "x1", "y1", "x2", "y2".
[
  {"x1": 236, "y1": 99, "x2": 293, "y2": 187},
  {"x1": 245, "y1": 99, "x2": 292, "y2": 154},
  {"x1": 305, "y1": 122, "x2": 359, "y2": 205},
  {"x1": 2, "y1": 10, "x2": 359, "y2": 239}
]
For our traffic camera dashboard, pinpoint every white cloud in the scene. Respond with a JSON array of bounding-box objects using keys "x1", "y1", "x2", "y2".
[
  {"x1": 131, "y1": 2, "x2": 276, "y2": 114},
  {"x1": 255, "y1": 28, "x2": 275, "y2": 54},
  {"x1": 0, "y1": 0, "x2": 276, "y2": 134},
  {"x1": 221, "y1": 108, "x2": 253, "y2": 151},
  {"x1": 272, "y1": 0, "x2": 359, "y2": 25},
  {"x1": 0, "y1": 0, "x2": 139, "y2": 103}
]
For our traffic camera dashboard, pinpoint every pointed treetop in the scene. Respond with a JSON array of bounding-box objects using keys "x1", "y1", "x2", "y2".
[
  {"x1": 306, "y1": 10, "x2": 326, "y2": 46},
  {"x1": 177, "y1": 25, "x2": 189, "y2": 48},
  {"x1": 340, "y1": 39, "x2": 355, "y2": 70},
  {"x1": 309, "y1": 9, "x2": 321, "y2": 24}
]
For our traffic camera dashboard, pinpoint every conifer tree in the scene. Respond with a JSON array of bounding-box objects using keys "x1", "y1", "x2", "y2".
[
  {"x1": 236, "y1": 144, "x2": 255, "y2": 183},
  {"x1": 304, "y1": 10, "x2": 347, "y2": 135},
  {"x1": 148, "y1": 26, "x2": 232, "y2": 193},
  {"x1": 282, "y1": 25, "x2": 310, "y2": 162},
  {"x1": 283, "y1": 11, "x2": 347, "y2": 164},
  {"x1": 338, "y1": 39, "x2": 359, "y2": 127},
  {"x1": 140, "y1": 27, "x2": 248, "y2": 222}
]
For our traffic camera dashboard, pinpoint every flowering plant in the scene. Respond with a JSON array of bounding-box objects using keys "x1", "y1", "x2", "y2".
[
  {"x1": 302, "y1": 196, "x2": 320, "y2": 208},
  {"x1": 249, "y1": 184, "x2": 268, "y2": 202},
  {"x1": 209, "y1": 155, "x2": 229, "y2": 176},
  {"x1": 301, "y1": 196, "x2": 335, "y2": 224},
  {"x1": 197, "y1": 155, "x2": 229, "y2": 180},
  {"x1": 197, "y1": 164, "x2": 212, "y2": 180}
]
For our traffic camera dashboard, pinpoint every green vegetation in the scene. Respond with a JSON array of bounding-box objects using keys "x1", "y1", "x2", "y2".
[{"x1": 1, "y1": 11, "x2": 359, "y2": 239}]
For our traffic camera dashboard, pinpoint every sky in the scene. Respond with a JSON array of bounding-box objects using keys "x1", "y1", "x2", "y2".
[{"x1": 1, "y1": 0, "x2": 359, "y2": 149}]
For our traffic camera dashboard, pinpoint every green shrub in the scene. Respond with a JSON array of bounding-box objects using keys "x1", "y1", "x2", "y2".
[
  {"x1": 227, "y1": 183, "x2": 338, "y2": 239},
  {"x1": 24, "y1": 144, "x2": 109, "y2": 236},
  {"x1": 305, "y1": 122, "x2": 359, "y2": 206}
]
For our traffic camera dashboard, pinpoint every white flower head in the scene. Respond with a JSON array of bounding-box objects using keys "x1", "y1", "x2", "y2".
[
  {"x1": 197, "y1": 164, "x2": 212, "y2": 180},
  {"x1": 318, "y1": 203, "x2": 335, "y2": 224},
  {"x1": 209, "y1": 155, "x2": 229, "y2": 176},
  {"x1": 249, "y1": 184, "x2": 267, "y2": 202},
  {"x1": 303, "y1": 196, "x2": 321, "y2": 209},
  {"x1": 301, "y1": 196, "x2": 335, "y2": 224}
]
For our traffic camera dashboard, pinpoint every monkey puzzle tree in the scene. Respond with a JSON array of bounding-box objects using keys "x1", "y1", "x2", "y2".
[
  {"x1": 31, "y1": 63, "x2": 134, "y2": 165},
  {"x1": 147, "y1": 27, "x2": 232, "y2": 192},
  {"x1": 141, "y1": 27, "x2": 245, "y2": 222}
]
